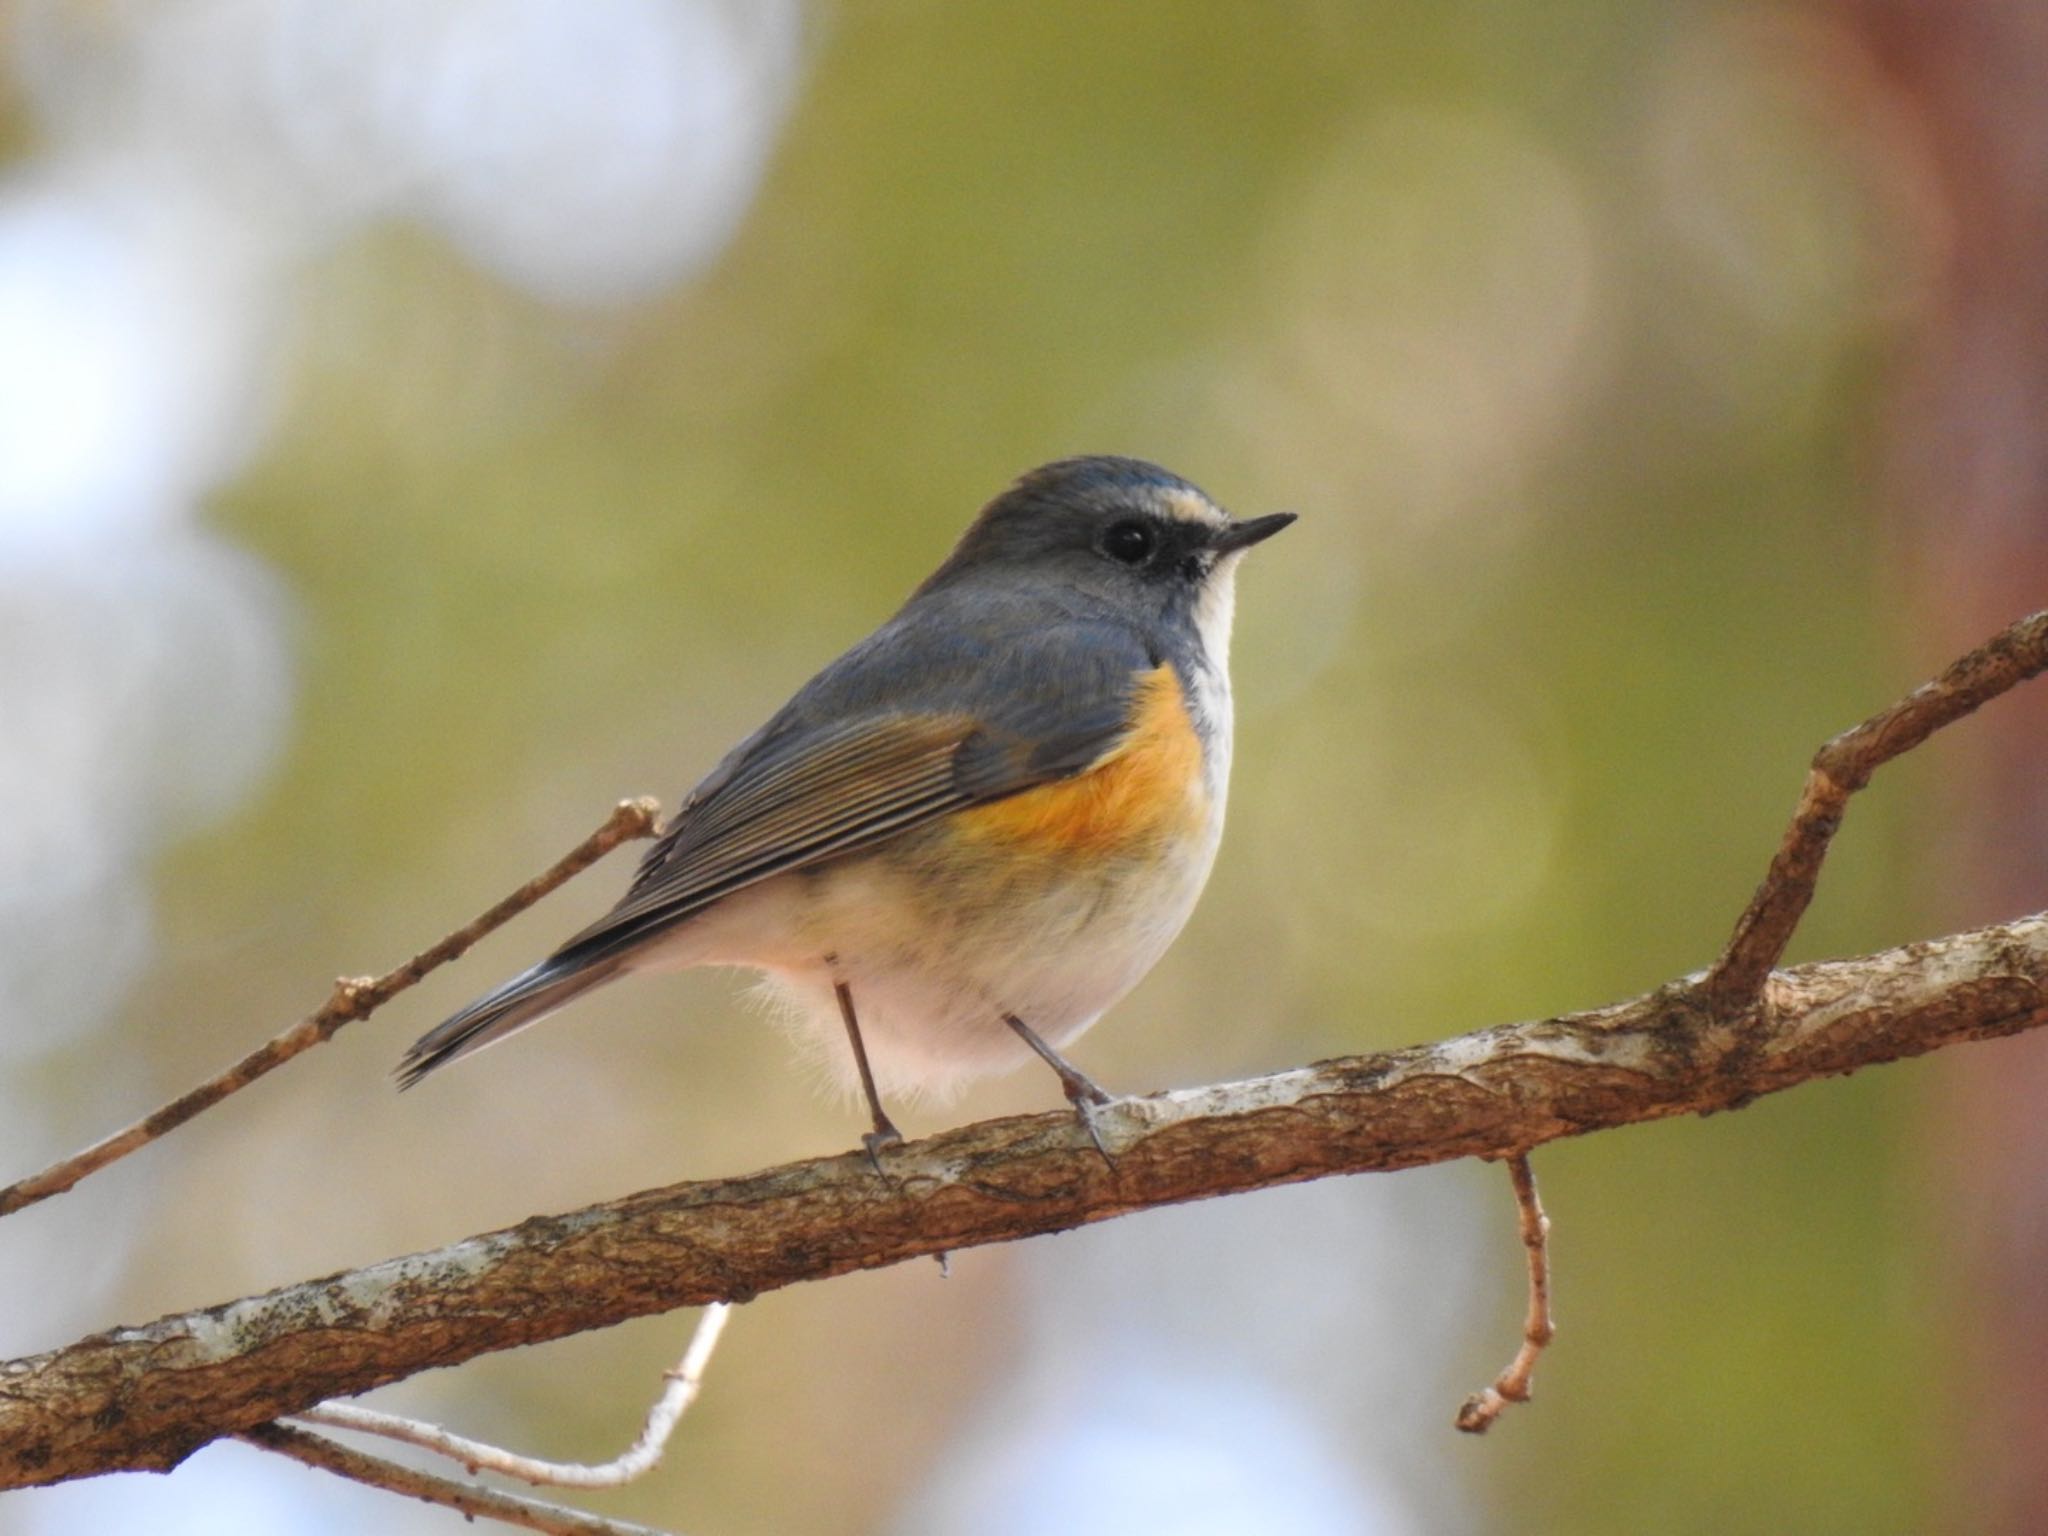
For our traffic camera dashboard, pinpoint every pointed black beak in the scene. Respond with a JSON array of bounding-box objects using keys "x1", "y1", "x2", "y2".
[{"x1": 1209, "y1": 511, "x2": 1298, "y2": 555}]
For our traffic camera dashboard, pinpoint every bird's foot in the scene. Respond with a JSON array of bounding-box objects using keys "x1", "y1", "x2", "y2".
[
  {"x1": 1003, "y1": 1012, "x2": 1121, "y2": 1168},
  {"x1": 861, "y1": 1119, "x2": 904, "y2": 1175},
  {"x1": 1064, "y1": 1083, "x2": 1121, "y2": 1167}
]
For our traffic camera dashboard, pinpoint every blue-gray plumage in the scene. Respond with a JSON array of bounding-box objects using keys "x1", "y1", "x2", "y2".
[{"x1": 399, "y1": 456, "x2": 1293, "y2": 1149}]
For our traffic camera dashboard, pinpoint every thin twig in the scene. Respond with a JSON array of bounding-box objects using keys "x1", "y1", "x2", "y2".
[
  {"x1": 1707, "y1": 608, "x2": 2048, "y2": 1010},
  {"x1": 1455, "y1": 1154, "x2": 1554, "y2": 1433},
  {"x1": 296, "y1": 1304, "x2": 731, "y2": 1488},
  {"x1": 0, "y1": 797, "x2": 660, "y2": 1220},
  {"x1": 240, "y1": 1422, "x2": 677, "y2": 1536}
]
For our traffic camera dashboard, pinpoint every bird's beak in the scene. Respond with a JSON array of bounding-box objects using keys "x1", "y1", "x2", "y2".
[{"x1": 1208, "y1": 511, "x2": 1298, "y2": 555}]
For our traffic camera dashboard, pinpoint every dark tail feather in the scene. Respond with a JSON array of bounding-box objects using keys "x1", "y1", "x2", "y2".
[{"x1": 397, "y1": 954, "x2": 623, "y2": 1088}]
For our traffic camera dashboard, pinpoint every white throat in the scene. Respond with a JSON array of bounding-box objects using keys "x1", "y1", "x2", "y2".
[{"x1": 1187, "y1": 559, "x2": 1241, "y2": 798}]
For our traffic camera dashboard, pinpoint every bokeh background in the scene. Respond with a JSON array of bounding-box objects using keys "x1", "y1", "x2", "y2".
[{"x1": 3, "y1": 1, "x2": 2045, "y2": 1532}]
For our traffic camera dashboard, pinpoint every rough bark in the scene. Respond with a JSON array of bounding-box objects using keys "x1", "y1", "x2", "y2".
[{"x1": 4, "y1": 910, "x2": 2045, "y2": 1491}]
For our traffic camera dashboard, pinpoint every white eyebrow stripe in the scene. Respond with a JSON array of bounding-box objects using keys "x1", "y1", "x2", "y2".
[{"x1": 1155, "y1": 487, "x2": 1225, "y2": 526}]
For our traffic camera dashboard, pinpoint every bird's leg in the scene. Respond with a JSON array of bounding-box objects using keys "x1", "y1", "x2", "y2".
[
  {"x1": 834, "y1": 981, "x2": 902, "y2": 1170},
  {"x1": 1003, "y1": 1013, "x2": 1117, "y2": 1163}
]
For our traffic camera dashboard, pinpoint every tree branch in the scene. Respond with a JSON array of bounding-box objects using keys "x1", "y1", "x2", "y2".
[
  {"x1": 292, "y1": 1303, "x2": 732, "y2": 1487},
  {"x1": 6, "y1": 907, "x2": 2047, "y2": 1490},
  {"x1": 1454, "y1": 1154, "x2": 1555, "y2": 1433},
  {"x1": 7, "y1": 610, "x2": 2047, "y2": 1499},
  {"x1": 1707, "y1": 608, "x2": 2048, "y2": 1007},
  {"x1": 0, "y1": 799, "x2": 661, "y2": 1220},
  {"x1": 240, "y1": 1423, "x2": 674, "y2": 1536}
]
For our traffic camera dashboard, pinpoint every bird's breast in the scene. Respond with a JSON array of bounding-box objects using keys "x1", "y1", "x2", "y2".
[{"x1": 951, "y1": 663, "x2": 1214, "y2": 858}]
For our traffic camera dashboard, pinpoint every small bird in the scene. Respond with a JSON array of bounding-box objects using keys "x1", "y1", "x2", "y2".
[{"x1": 399, "y1": 456, "x2": 1294, "y2": 1154}]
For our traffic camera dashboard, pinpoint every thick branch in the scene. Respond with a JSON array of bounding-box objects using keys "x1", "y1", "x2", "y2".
[{"x1": 6, "y1": 911, "x2": 2046, "y2": 1490}]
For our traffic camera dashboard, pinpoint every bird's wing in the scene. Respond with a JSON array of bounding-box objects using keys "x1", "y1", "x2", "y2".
[
  {"x1": 397, "y1": 607, "x2": 1154, "y2": 1084},
  {"x1": 562, "y1": 614, "x2": 1152, "y2": 965}
]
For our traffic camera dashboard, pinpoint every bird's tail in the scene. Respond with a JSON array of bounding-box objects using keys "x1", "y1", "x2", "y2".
[{"x1": 397, "y1": 953, "x2": 624, "y2": 1088}]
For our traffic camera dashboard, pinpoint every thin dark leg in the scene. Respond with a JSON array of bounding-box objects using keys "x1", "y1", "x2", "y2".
[
  {"x1": 835, "y1": 981, "x2": 901, "y2": 1168},
  {"x1": 1003, "y1": 1013, "x2": 1117, "y2": 1162}
]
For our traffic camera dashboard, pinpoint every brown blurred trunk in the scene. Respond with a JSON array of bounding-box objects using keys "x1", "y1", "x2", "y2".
[{"x1": 1823, "y1": 2, "x2": 2048, "y2": 1528}]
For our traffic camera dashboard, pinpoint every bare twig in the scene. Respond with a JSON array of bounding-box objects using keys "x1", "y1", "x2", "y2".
[
  {"x1": 240, "y1": 1422, "x2": 677, "y2": 1536},
  {"x1": 0, "y1": 797, "x2": 660, "y2": 1220},
  {"x1": 1708, "y1": 609, "x2": 2048, "y2": 1009},
  {"x1": 295, "y1": 1304, "x2": 731, "y2": 1488},
  {"x1": 1455, "y1": 1154, "x2": 1554, "y2": 1433},
  {"x1": 1450, "y1": 610, "x2": 2048, "y2": 1426},
  {"x1": 8, "y1": 908, "x2": 2048, "y2": 1490}
]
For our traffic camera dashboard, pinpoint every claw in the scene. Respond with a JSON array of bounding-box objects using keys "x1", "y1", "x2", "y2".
[
  {"x1": 1002, "y1": 1013, "x2": 1119, "y2": 1167},
  {"x1": 1067, "y1": 1092, "x2": 1118, "y2": 1166},
  {"x1": 861, "y1": 1123, "x2": 903, "y2": 1176}
]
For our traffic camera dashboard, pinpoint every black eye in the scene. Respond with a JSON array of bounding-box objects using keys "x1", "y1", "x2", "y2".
[{"x1": 1101, "y1": 519, "x2": 1157, "y2": 565}]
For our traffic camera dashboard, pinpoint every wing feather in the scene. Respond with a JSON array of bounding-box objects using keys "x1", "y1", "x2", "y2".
[
  {"x1": 559, "y1": 717, "x2": 1001, "y2": 962},
  {"x1": 572, "y1": 607, "x2": 1159, "y2": 961},
  {"x1": 400, "y1": 601, "x2": 1160, "y2": 1082}
]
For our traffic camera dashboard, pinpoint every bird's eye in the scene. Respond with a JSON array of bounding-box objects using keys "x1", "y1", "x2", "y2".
[{"x1": 1101, "y1": 519, "x2": 1157, "y2": 565}]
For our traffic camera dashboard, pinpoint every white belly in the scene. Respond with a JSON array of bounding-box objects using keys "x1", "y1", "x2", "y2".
[
  {"x1": 647, "y1": 799, "x2": 1220, "y2": 1100},
  {"x1": 639, "y1": 603, "x2": 1242, "y2": 1103},
  {"x1": 638, "y1": 708, "x2": 1229, "y2": 1100}
]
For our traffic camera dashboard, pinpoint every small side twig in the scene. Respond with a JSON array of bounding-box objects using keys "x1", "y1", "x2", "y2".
[
  {"x1": 1707, "y1": 609, "x2": 2048, "y2": 1010},
  {"x1": 1456, "y1": 1153, "x2": 1553, "y2": 1434},
  {"x1": 0, "y1": 797, "x2": 661, "y2": 1220},
  {"x1": 240, "y1": 1422, "x2": 675, "y2": 1536},
  {"x1": 295, "y1": 1304, "x2": 731, "y2": 1488}
]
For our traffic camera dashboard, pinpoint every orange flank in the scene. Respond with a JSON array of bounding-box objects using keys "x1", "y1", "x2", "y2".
[{"x1": 957, "y1": 664, "x2": 1206, "y2": 856}]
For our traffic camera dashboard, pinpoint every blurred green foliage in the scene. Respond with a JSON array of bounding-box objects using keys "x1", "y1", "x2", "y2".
[{"x1": 104, "y1": 1, "x2": 1961, "y2": 1530}]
